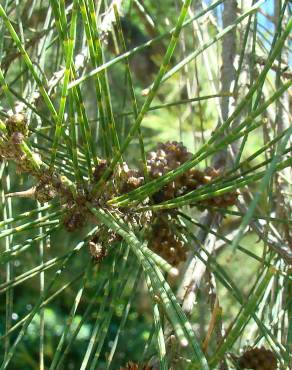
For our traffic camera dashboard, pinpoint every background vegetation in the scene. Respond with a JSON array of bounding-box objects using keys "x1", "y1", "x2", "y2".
[{"x1": 0, "y1": 0, "x2": 291, "y2": 369}]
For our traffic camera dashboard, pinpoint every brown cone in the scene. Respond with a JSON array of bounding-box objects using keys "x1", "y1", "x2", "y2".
[
  {"x1": 146, "y1": 142, "x2": 239, "y2": 207},
  {"x1": 147, "y1": 215, "x2": 186, "y2": 266},
  {"x1": 237, "y1": 347, "x2": 277, "y2": 370},
  {"x1": 147, "y1": 141, "x2": 192, "y2": 201}
]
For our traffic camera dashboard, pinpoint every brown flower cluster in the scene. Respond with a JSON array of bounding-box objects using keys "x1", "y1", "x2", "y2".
[
  {"x1": 0, "y1": 113, "x2": 37, "y2": 173},
  {"x1": 87, "y1": 160, "x2": 148, "y2": 260},
  {"x1": 144, "y1": 141, "x2": 239, "y2": 265},
  {"x1": 147, "y1": 214, "x2": 186, "y2": 266},
  {"x1": 50, "y1": 142, "x2": 239, "y2": 264},
  {"x1": 86, "y1": 142, "x2": 239, "y2": 265},
  {"x1": 237, "y1": 347, "x2": 277, "y2": 370},
  {"x1": 146, "y1": 141, "x2": 238, "y2": 207},
  {"x1": 0, "y1": 117, "x2": 239, "y2": 267},
  {"x1": 93, "y1": 160, "x2": 144, "y2": 202}
]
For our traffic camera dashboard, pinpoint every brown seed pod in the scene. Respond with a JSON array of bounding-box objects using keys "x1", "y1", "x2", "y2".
[{"x1": 237, "y1": 347, "x2": 277, "y2": 370}]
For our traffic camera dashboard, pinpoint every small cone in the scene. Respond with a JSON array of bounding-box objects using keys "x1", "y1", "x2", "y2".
[
  {"x1": 147, "y1": 141, "x2": 192, "y2": 201},
  {"x1": 148, "y1": 215, "x2": 186, "y2": 266},
  {"x1": 146, "y1": 142, "x2": 239, "y2": 207},
  {"x1": 5, "y1": 113, "x2": 28, "y2": 136},
  {"x1": 237, "y1": 347, "x2": 277, "y2": 370}
]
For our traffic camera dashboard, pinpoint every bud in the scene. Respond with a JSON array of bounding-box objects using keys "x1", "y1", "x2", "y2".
[
  {"x1": 6, "y1": 113, "x2": 28, "y2": 136},
  {"x1": 11, "y1": 132, "x2": 24, "y2": 145},
  {"x1": 89, "y1": 241, "x2": 107, "y2": 262}
]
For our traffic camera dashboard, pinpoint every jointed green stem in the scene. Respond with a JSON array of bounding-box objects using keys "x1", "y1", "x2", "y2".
[
  {"x1": 91, "y1": 0, "x2": 194, "y2": 196},
  {"x1": 87, "y1": 205, "x2": 209, "y2": 369},
  {"x1": 209, "y1": 267, "x2": 276, "y2": 368},
  {"x1": 113, "y1": 5, "x2": 148, "y2": 179},
  {"x1": 68, "y1": 0, "x2": 224, "y2": 89},
  {"x1": 79, "y1": 0, "x2": 120, "y2": 158},
  {"x1": 50, "y1": 0, "x2": 77, "y2": 169},
  {"x1": 50, "y1": 0, "x2": 96, "y2": 177},
  {"x1": 0, "y1": 67, "x2": 15, "y2": 110}
]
